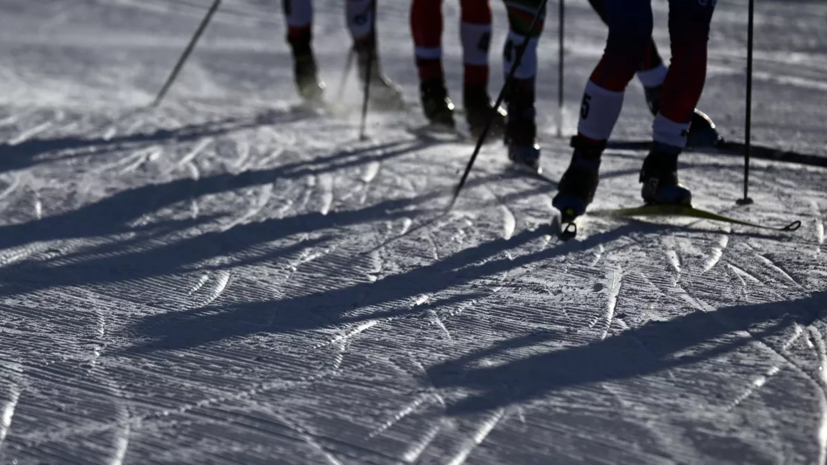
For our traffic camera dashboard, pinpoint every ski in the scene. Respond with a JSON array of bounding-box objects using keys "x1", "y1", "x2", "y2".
[
  {"x1": 605, "y1": 139, "x2": 827, "y2": 169},
  {"x1": 589, "y1": 204, "x2": 801, "y2": 232},
  {"x1": 291, "y1": 100, "x2": 354, "y2": 118},
  {"x1": 407, "y1": 123, "x2": 468, "y2": 142}
]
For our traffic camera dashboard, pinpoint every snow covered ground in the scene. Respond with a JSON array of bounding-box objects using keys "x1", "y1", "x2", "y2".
[{"x1": 0, "y1": 0, "x2": 825, "y2": 463}]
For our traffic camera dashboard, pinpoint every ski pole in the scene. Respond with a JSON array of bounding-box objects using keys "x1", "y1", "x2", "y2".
[
  {"x1": 151, "y1": 0, "x2": 222, "y2": 108},
  {"x1": 737, "y1": 0, "x2": 755, "y2": 206},
  {"x1": 358, "y1": 0, "x2": 377, "y2": 141},
  {"x1": 449, "y1": 0, "x2": 550, "y2": 210},
  {"x1": 557, "y1": 0, "x2": 564, "y2": 138}
]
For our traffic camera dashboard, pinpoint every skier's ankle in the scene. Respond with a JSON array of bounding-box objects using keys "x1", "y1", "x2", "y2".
[
  {"x1": 570, "y1": 134, "x2": 606, "y2": 156},
  {"x1": 288, "y1": 27, "x2": 313, "y2": 58},
  {"x1": 652, "y1": 141, "x2": 682, "y2": 156},
  {"x1": 463, "y1": 84, "x2": 489, "y2": 106},
  {"x1": 353, "y1": 33, "x2": 377, "y2": 57},
  {"x1": 416, "y1": 59, "x2": 444, "y2": 83}
]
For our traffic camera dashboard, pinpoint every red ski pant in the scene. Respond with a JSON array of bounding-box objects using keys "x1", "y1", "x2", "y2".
[
  {"x1": 410, "y1": 0, "x2": 493, "y2": 86},
  {"x1": 589, "y1": 0, "x2": 715, "y2": 124}
]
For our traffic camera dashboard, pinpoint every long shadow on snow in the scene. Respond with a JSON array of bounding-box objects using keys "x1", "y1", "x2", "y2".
[
  {"x1": 606, "y1": 139, "x2": 827, "y2": 168},
  {"x1": 0, "y1": 108, "x2": 313, "y2": 172},
  {"x1": 123, "y1": 221, "x2": 670, "y2": 354},
  {"x1": 428, "y1": 291, "x2": 826, "y2": 416},
  {"x1": 0, "y1": 139, "x2": 427, "y2": 252},
  {"x1": 0, "y1": 172, "x2": 534, "y2": 301}
]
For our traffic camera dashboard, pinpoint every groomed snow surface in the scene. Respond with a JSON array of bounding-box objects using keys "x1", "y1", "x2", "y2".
[{"x1": 0, "y1": 0, "x2": 826, "y2": 463}]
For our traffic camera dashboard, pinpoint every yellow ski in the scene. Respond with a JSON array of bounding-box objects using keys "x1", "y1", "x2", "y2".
[{"x1": 590, "y1": 204, "x2": 801, "y2": 232}]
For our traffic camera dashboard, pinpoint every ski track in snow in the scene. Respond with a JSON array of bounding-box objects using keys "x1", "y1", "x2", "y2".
[
  {"x1": 9, "y1": 121, "x2": 54, "y2": 145},
  {"x1": 0, "y1": 173, "x2": 20, "y2": 203},
  {"x1": 446, "y1": 409, "x2": 506, "y2": 465},
  {"x1": 429, "y1": 309, "x2": 452, "y2": 340},
  {"x1": 499, "y1": 205, "x2": 516, "y2": 241},
  {"x1": 0, "y1": 388, "x2": 20, "y2": 447},
  {"x1": 601, "y1": 266, "x2": 622, "y2": 340},
  {"x1": 220, "y1": 183, "x2": 273, "y2": 232},
  {"x1": 681, "y1": 285, "x2": 827, "y2": 464},
  {"x1": 0, "y1": 0, "x2": 826, "y2": 463},
  {"x1": 174, "y1": 138, "x2": 213, "y2": 171},
  {"x1": 403, "y1": 421, "x2": 444, "y2": 463},
  {"x1": 268, "y1": 410, "x2": 345, "y2": 465},
  {"x1": 314, "y1": 320, "x2": 381, "y2": 350},
  {"x1": 368, "y1": 393, "x2": 433, "y2": 438},
  {"x1": 812, "y1": 199, "x2": 824, "y2": 255},
  {"x1": 807, "y1": 326, "x2": 827, "y2": 465},
  {"x1": 318, "y1": 173, "x2": 334, "y2": 216},
  {"x1": 703, "y1": 231, "x2": 730, "y2": 273},
  {"x1": 756, "y1": 253, "x2": 804, "y2": 288},
  {"x1": 726, "y1": 319, "x2": 808, "y2": 411},
  {"x1": 590, "y1": 243, "x2": 604, "y2": 267},
  {"x1": 361, "y1": 161, "x2": 380, "y2": 184},
  {"x1": 32, "y1": 193, "x2": 42, "y2": 220}
]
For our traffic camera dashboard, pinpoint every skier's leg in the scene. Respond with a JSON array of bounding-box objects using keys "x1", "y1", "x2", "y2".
[
  {"x1": 346, "y1": 0, "x2": 404, "y2": 108},
  {"x1": 460, "y1": 0, "x2": 505, "y2": 137},
  {"x1": 657, "y1": 0, "x2": 715, "y2": 147},
  {"x1": 589, "y1": 0, "x2": 719, "y2": 145},
  {"x1": 640, "y1": 0, "x2": 716, "y2": 205},
  {"x1": 588, "y1": 0, "x2": 665, "y2": 97},
  {"x1": 502, "y1": 0, "x2": 545, "y2": 170},
  {"x1": 554, "y1": 0, "x2": 652, "y2": 219},
  {"x1": 282, "y1": 0, "x2": 323, "y2": 102},
  {"x1": 411, "y1": 0, "x2": 454, "y2": 126},
  {"x1": 460, "y1": 0, "x2": 492, "y2": 89},
  {"x1": 345, "y1": 0, "x2": 374, "y2": 51},
  {"x1": 576, "y1": 0, "x2": 651, "y2": 141},
  {"x1": 411, "y1": 0, "x2": 444, "y2": 83}
]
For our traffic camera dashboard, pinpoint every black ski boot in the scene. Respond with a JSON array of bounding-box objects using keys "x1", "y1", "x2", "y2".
[
  {"x1": 464, "y1": 86, "x2": 507, "y2": 140},
  {"x1": 355, "y1": 38, "x2": 405, "y2": 111},
  {"x1": 419, "y1": 79, "x2": 455, "y2": 129},
  {"x1": 552, "y1": 136, "x2": 607, "y2": 223},
  {"x1": 289, "y1": 33, "x2": 325, "y2": 104},
  {"x1": 644, "y1": 85, "x2": 722, "y2": 148},
  {"x1": 505, "y1": 102, "x2": 540, "y2": 172},
  {"x1": 639, "y1": 142, "x2": 693, "y2": 206}
]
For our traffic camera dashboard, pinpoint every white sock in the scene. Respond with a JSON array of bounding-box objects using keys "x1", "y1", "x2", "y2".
[
  {"x1": 577, "y1": 80, "x2": 625, "y2": 141},
  {"x1": 652, "y1": 113, "x2": 690, "y2": 148},
  {"x1": 345, "y1": 0, "x2": 373, "y2": 40},
  {"x1": 461, "y1": 22, "x2": 491, "y2": 66},
  {"x1": 503, "y1": 31, "x2": 538, "y2": 80},
  {"x1": 637, "y1": 63, "x2": 668, "y2": 89}
]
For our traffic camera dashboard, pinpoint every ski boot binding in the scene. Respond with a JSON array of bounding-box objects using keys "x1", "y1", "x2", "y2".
[
  {"x1": 419, "y1": 79, "x2": 455, "y2": 130},
  {"x1": 292, "y1": 49, "x2": 325, "y2": 105},
  {"x1": 505, "y1": 103, "x2": 540, "y2": 173},
  {"x1": 552, "y1": 136, "x2": 607, "y2": 237},
  {"x1": 464, "y1": 86, "x2": 507, "y2": 140}
]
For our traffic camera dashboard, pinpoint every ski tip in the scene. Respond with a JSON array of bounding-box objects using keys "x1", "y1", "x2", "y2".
[{"x1": 782, "y1": 220, "x2": 802, "y2": 232}]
